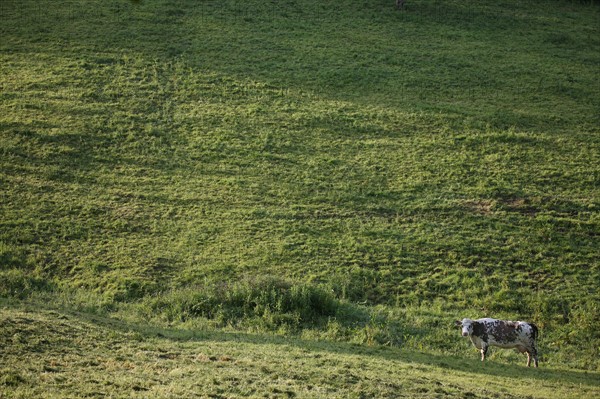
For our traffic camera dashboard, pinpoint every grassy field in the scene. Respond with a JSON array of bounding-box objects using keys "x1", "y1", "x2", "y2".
[
  {"x1": 1, "y1": 0, "x2": 599, "y2": 397},
  {"x1": 2, "y1": 302, "x2": 599, "y2": 398}
]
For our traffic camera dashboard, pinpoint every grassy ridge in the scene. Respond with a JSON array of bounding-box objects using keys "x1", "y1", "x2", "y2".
[{"x1": 1, "y1": 0, "x2": 599, "y2": 390}]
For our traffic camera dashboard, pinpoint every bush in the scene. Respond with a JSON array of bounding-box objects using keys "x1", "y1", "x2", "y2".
[
  {"x1": 138, "y1": 277, "x2": 405, "y2": 345},
  {"x1": 143, "y1": 276, "x2": 340, "y2": 330}
]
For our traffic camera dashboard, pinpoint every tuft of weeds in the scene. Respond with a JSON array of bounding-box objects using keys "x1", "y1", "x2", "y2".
[
  {"x1": 140, "y1": 277, "x2": 339, "y2": 328},
  {"x1": 132, "y1": 277, "x2": 405, "y2": 346}
]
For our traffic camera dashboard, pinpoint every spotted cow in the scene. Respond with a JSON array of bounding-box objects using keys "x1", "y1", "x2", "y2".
[{"x1": 455, "y1": 318, "x2": 539, "y2": 367}]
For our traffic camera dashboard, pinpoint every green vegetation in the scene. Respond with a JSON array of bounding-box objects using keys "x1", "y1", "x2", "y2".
[
  {"x1": 2, "y1": 303, "x2": 598, "y2": 399},
  {"x1": 1, "y1": 0, "x2": 599, "y2": 396}
]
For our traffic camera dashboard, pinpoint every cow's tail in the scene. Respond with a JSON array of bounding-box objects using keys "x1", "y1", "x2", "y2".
[{"x1": 529, "y1": 322, "x2": 539, "y2": 340}]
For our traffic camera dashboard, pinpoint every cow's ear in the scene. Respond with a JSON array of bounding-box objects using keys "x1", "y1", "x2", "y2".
[{"x1": 454, "y1": 320, "x2": 462, "y2": 327}]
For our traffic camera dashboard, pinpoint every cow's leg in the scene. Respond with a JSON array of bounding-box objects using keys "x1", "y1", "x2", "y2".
[
  {"x1": 526, "y1": 348, "x2": 539, "y2": 368},
  {"x1": 531, "y1": 347, "x2": 539, "y2": 368},
  {"x1": 480, "y1": 345, "x2": 488, "y2": 363}
]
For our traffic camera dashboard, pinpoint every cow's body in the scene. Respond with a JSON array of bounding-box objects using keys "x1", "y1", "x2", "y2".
[{"x1": 455, "y1": 318, "x2": 539, "y2": 367}]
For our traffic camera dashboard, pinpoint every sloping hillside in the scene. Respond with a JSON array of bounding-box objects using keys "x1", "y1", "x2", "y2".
[
  {"x1": 1, "y1": 1, "x2": 599, "y2": 396},
  {"x1": 1, "y1": 303, "x2": 598, "y2": 398}
]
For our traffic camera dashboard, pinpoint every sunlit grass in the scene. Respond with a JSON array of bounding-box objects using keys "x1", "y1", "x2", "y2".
[{"x1": 0, "y1": 1, "x2": 599, "y2": 396}]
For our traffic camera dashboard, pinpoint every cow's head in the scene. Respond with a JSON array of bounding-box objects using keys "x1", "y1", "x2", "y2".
[{"x1": 455, "y1": 318, "x2": 474, "y2": 337}]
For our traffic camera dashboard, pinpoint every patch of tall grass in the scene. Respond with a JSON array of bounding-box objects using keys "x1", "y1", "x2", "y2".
[
  {"x1": 141, "y1": 277, "x2": 338, "y2": 327},
  {"x1": 129, "y1": 276, "x2": 404, "y2": 345}
]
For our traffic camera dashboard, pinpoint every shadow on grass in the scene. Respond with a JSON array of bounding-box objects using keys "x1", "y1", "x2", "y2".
[
  {"x1": 56, "y1": 302, "x2": 599, "y2": 388},
  {"x1": 2, "y1": 297, "x2": 598, "y2": 390},
  {"x1": 224, "y1": 333, "x2": 599, "y2": 388},
  {"x1": 3, "y1": 0, "x2": 599, "y2": 133}
]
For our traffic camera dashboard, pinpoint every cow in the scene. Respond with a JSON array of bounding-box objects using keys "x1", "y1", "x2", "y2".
[
  {"x1": 396, "y1": 0, "x2": 405, "y2": 10},
  {"x1": 455, "y1": 318, "x2": 539, "y2": 367}
]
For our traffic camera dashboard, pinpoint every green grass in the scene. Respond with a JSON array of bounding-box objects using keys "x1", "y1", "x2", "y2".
[
  {"x1": 2, "y1": 302, "x2": 599, "y2": 398},
  {"x1": 1, "y1": 0, "x2": 599, "y2": 396}
]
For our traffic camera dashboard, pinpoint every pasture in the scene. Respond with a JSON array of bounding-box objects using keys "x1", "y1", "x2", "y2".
[{"x1": 1, "y1": 0, "x2": 599, "y2": 397}]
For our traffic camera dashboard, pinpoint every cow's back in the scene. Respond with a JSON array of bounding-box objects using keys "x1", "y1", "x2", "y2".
[{"x1": 481, "y1": 319, "x2": 537, "y2": 349}]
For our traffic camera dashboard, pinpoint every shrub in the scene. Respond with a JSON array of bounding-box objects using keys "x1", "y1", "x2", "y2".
[{"x1": 143, "y1": 276, "x2": 340, "y2": 331}]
